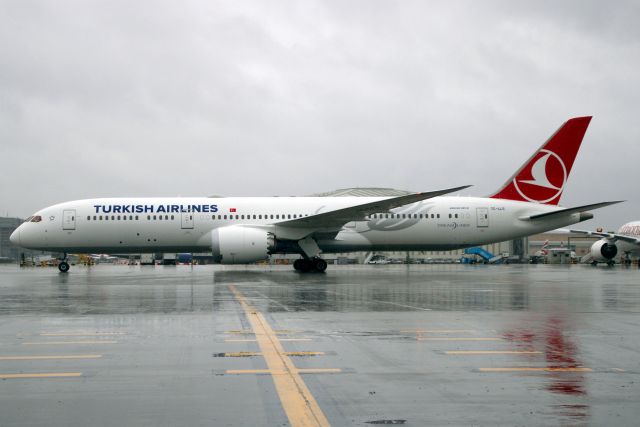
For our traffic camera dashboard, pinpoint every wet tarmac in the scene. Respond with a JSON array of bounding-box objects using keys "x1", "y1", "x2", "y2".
[{"x1": 0, "y1": 264, "x2": 639, "y2": 426}]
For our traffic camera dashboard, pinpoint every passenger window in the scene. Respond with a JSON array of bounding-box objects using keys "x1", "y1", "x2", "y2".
[
  {"x1": 455, "y1": 214, "x2": 458, "y2": 218},
  {"x1": 111, "y1": 216, "x2": 114, "y2": 220},
  {"x1": 235, "y1": 215, "x2": 238, "y2": 219},
  {"x1": 87, "y1": 216, "x2": 91, "y2": 220},
  {"x1": 270, "y1": 214, "x2": 274, "y2": 219},
  {"x1": 105, "y1": 216, "x2": 109, "y2": 221},
  {"x1": 288, "y1": 214, "x2": 291, "y2": 219},
  {"x1": 153, "y1": 215, "x2": 157, "y2": 220},
  {"x1": 99, "y1": 216, "x2": 103, "y2": 220},
  {"x1": 241, "y1": 215, "x2": 245, "y2": 219},
  {"x1": 212, "y1": 215, "x2": 215, "y2": 220},
  {"x1": 147, "y1": 215, "x2": 150, "y2": 220},
  {"x1": 93, "y1": 216, "x2": 97, "y2": 220},
  {"x1": 159, "y1": 216, "x2": 162, "y2": 220},
  {"x1": 123, "y1": 216, "x2": 126, "y2": 221},
  {"x1": 223, "y1": 215, "x2": 227, "y2": 220},
  {"x1": 135, "y1": 216, "x2": 139, "y2": 220},
  {"x1": 437, "y1": 214, "x2": 440, "y2": 218},
  {"x1": 253, "y1": 215, "x2": 256, "y2": 219}
]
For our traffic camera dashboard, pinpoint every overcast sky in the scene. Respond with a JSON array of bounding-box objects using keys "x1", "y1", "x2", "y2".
[{"x1": 1, "y1": 0, "x2": 638, "y2": 229}]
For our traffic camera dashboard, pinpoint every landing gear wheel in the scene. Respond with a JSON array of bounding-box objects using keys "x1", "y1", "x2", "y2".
[
  {"x1": 312, "y1": 258, "x2": 327, "y2": 273},
  {"x1": 58, "y1": 261, "x2": 70, "y2": 273},
  {"x1": 293, "y1": 259, "x2": 312, "y2": 273}
]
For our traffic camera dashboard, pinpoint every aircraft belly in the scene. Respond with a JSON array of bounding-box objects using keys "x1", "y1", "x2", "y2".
[{"x1": 49, "y1": 222, "x2": 209, "y2": 253}]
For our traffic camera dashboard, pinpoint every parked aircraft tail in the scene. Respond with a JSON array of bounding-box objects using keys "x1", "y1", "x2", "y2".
[{"x1": 490, "y1": 116, "x2": 592, "y2": 205}]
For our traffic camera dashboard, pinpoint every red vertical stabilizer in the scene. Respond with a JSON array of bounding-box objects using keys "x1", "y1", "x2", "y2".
[{"x1": 490, "y1": 116, "x2": 592, "y2": 205}]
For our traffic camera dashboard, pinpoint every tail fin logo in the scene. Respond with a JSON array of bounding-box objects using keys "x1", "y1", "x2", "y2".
[{"x1": 513, "y1": 149, "x2": 567, "y2": 204}]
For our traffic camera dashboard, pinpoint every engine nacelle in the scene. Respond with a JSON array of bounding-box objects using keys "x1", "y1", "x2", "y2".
[
  {"x1": 211, "y1": 225, "x2": 276, "y2": 264},
  {"x1": 590, "y1": 240, "x2": 618, "y2": 261}
]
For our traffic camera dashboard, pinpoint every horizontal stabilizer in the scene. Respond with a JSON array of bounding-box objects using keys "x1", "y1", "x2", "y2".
[{"x1": 523, "y1": 201, "x2": 624, "y2": 221}]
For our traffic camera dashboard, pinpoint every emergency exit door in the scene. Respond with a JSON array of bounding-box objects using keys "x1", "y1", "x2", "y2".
[
  {"x1": 63, "y1": 209, "x2": 76, "y2": 230},
  {"x1": 476, "y1": 207, "x2": 489, "y2": 228}
]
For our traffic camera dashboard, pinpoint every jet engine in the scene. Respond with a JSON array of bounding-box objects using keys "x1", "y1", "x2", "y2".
[
  {"x1": 590, "y1": 240, "x2": 618, "y2": 262},
  {"x1": 211, "y1": 225, "x2": 276, "y2": 264}
]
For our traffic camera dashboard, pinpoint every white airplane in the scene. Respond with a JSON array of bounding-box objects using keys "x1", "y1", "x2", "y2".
[
  {"x1": 11, "y1": 116, "x2": 621, "y2": 273},
  {"x1": 570, "y1": 221, "x2": 640, "y2": 265}
]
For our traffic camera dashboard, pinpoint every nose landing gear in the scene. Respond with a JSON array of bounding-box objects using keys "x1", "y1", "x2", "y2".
[{"x1": 58, "y1": 253, "x2": 70, "y2": 273}]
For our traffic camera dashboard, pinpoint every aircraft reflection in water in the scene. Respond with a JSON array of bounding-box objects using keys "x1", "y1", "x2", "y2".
[{"x1": 503, "y1": 315, "x2": 590, "y2": 423}]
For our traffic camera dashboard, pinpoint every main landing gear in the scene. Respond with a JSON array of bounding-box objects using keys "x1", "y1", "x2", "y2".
[
  {"x1": 58, "y1": 253, "x2": 70, "y2": 273},
  {"x1": 293, "y1": 257, "x2": 328, "y2": 273}
]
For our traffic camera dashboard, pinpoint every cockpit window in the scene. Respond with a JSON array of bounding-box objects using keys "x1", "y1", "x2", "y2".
[
  {"x1": 30, "y1": 216, "x2": 42, "y2": 223},
  {"x1": 24, "y1": 216, "x2": 33, "y2": 223}
]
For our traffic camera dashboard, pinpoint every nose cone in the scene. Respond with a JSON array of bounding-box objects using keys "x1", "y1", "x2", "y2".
[{"x1": 10, "y1": 227, "x2": 21, "y2": 246}]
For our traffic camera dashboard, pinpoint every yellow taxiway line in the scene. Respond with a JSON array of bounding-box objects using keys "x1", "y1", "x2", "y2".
[
  {"x1": 445, "y1": 351, "x2": 542, "y2": 355},
  {"x1": 226, "y1": 368, "x2": 342, "y2": 375},
  {"x1": 40, "y1": 332, "x2": 126, "y2": 337},
  {"x1": 479, "y1": 367, "x2": 593, "y2": 372},
  {"x1": 0, "y1": 372, "x2": 82, "y2": 379},
  {"x1": 401, "y1": 329, "x2": 476, "y2": 333},
  {"x1": 229, "y1": 285, "x2": 331, "y2": 427},
  {"x1": 22, "y1": 341, "x2": 117, "y2": 345},
  {"x1": 418, "y1": 338, "x2": 501, "y2": 341},
  {"x1": 225, "y1": 338, "x2": 312, "y2": 343},
  {"x1": 220, "y1": 352, "x2": 325, "y2": 357},
  {"x1": 0, "y1": 355, "x2": 102, "y2": 361}
]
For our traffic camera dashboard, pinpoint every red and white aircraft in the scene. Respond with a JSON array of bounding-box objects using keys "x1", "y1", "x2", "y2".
[
  {"x1": 571, "y1": 221, "x2": 640, "y2": 265},
  {"x1": 11, "y1": 116, "x2": 621, "y2": 272}
]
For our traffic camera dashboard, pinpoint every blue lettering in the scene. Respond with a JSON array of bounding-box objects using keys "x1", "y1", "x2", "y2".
[
  {"x1": 94, "y1": 205, "x2": 102, "y2": 213},
  {"x1": 144, "y1": 205, "x2": 153, "y2": 213},
  {"x1": 210, "y1": 204, "x2": 218, "y2": 213},
  {"x1": 171, "y1": 205, "x2": 179, "y2": 213},
  {"x1": 192, "y1": 205, "x2": 201, "y2": 213},
  {"x1": 202, "y1": 205, "x2": 210, "y2": 213},
  {"x1": 135, "y1": 205, "x2": 143, "y2": 213},
  {"x1": 113, "y1": 205, "x2": 122, "y2": 213},
  {"x1": 157, "y1": 205, "x2": 166, "y2": 213},
  {"x1": 103, "y1": 205, "x2": 112, "y2": 213},
  {"x1": 122, "y1": 205, "x2": 131, "y2": 213}
]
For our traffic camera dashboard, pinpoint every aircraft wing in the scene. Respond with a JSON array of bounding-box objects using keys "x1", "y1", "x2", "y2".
[
  {"x1": 568, "y1": 229, "x2": 640, "y2": 245},
  {"x1": 276, "y1": 185, "x2": 472, "y2": 230},
  {"x1": 522, "y1": 201, "x2": 624, "y2": 221}
]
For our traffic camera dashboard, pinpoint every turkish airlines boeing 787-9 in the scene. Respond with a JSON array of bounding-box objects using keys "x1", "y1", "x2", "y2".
[{"x1": 11, "y1": 117, "x2": 621, "y2": 272}]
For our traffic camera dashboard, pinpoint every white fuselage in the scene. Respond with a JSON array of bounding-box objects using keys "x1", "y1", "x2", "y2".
[
  {"x1": 613, "y1": 221, "x2": 640, "y2": 255},
  {"x1": 13, "y1": 196, "x2": 586, "y2": 254}
]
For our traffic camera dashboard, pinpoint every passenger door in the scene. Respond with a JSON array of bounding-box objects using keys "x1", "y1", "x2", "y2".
[
  {"x1": 476, "y1": 207, "x2": 489, "y2": 228},
  {"x1": 181, "y1": 211, "x2": 194, "y2": 229},
  {"x1": 63, "y1": 209, "x2": 76, "y2": 230}
]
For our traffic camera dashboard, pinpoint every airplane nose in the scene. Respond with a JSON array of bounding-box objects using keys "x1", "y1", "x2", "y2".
[{"x1": 10, "y1": 228, "x2": 21, "y2": 246}]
